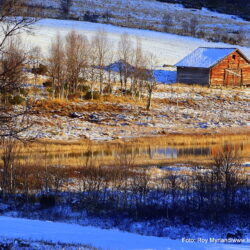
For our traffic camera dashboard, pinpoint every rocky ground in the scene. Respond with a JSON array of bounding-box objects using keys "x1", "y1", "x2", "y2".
[{"x1": 16, "y1": 84, "x2": 250, "y2": 141}]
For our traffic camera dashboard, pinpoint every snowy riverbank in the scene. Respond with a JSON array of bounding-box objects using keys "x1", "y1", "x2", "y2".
[{"x1": 1, "y1": 216, "x2": 249, "y2": 250}]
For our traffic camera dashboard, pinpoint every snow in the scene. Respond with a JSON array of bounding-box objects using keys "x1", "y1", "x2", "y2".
[
  {"x1": 0, "y1": 216, "x2": 249, "y2": 250},
  {"x1": 153, "y1": 69, "x2": 176, "y2": 84},
  {"x1": 21, "y1": 18, "x2": 250, "y2": 67},
  {"x1": 29, "y1": 0, "x2": 61, "y2": 9},
  {"x1": 105, "y1": 60, "x2": 176, "y2": 84},
  {"x1": 200, "y1": 8, "x2": 246, "y2": 22},
  {"x1": 175, "y1": 47, "x2": 237, "y2": 68},
  {"x1": 30, "y1": 0, "x2": 250, "y2": 25}
]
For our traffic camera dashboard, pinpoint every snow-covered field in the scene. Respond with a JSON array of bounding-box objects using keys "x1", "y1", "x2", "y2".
[
  {"x1": 1, "y1": 216, "x2": 249, "y2": 250},
  {"x1": 24, "y1": 18, "x2": 250, "y2": 67}
]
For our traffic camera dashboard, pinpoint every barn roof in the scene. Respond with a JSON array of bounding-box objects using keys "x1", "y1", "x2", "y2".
[{"x1": 175, "y1": 47, "x2": 240, "y2": 68}]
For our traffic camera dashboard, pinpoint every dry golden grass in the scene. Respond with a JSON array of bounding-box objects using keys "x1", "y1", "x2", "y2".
[
  {"x1": 11, "y1": 129, "x2": 250, "y2": 151},
  {"x1": 5, "y1": 131, "x2": 250, "y2": 154},
  {"x1": 126, "y1": 132, "x2": 250, "y2": 147},
  {"x1": 154, "y1": 97, "x2": 197, "y2": 107},
  {"x1": 32, "y1": 96, "x2": 145, "y2": 116},
  {"x1": 100, "y1": 94, "x2": 145, "y2": 106},
  {"x1": 156, "y1": 82, "x2": 249, "y2": 95}
]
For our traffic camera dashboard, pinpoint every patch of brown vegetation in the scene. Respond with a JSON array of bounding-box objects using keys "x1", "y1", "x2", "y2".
[
  {"x1": 32, "y1": 98, "x2": 133, "y2": 116},
  {"x1": 154, "y1": 98, "x2": 197, "y2": 107},
  {"x1": 100, "y1": 94, "x2": 145, "y2": 106}
]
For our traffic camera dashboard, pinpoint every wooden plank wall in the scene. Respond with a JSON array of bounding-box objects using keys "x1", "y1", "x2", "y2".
[
  {"x1": 177, "y1": 67, "x2": 210, "y2": 85},
  {"x1": 210, "y1": 51, "x2": 250, "y2": 86}
]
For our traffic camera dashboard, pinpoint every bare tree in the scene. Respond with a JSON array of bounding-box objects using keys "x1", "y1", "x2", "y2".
[
  {"x1": 162, "y1": 13, "x2": 174, "y2": 33},
  {"x1": 211, "y1": 144, "x2": 246, "y2": 208},
  {"x1": 118, "y1": 33, "x2": 134, "y2": 93},
  {"x1": 30, "y1": 46, "x2": 42, "y2": 85},
  {"x1": 47, "y1": 33, "x2": 66, "y2": 99},
  {"x1": 92, "y1": 30, "x2": 109, "y2": 95},
  {"x1": 131, "y1": 38, "x2": 145, "y2": 98},
  {"x1": 65, "y1": 30, "x2": 89, "y2": 95},
  {"x1": 145, "y1": 53, "x2": 158, "y2": 110},
  {"x1": 88, "y1": 39, "x2": 98, "y2": 99},
  {"x1": 0, "y1": 0, "x2": 37, "y2": 52},
  {"x1": 181, "y1": 16, "x2": 199, "y2": 37},
  {"x1": 0, "y1": 38, "x2": 26, "y2": 101},
  {"x1": 0, "y1": 137, "x2": 20, "y2": 197},
  {"x1": 189, "y1": 16, "x2": 199, "y2": 36},
  {"x1": 105, "y1": 49, "x2": 115, "y2": 94},
  {"x1": 61, "y1": 0, "x2": 72, "y2": 18},
  {"x1": 0, "y1": 40, "x2": 33, "y2": 138},
  {"x1": 236, "y1": 27, "x2": 247, "y2": 46},
  {"x1": 0, "y1": 0, "x2": 38, "y2": 139}
]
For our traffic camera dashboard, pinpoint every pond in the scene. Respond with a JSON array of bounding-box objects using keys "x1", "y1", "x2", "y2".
[{"x1": 11, "y1": 138, "x2": 250, "y2": 168}]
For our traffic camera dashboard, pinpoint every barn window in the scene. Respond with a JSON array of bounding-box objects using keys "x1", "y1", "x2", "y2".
[{"x1": 232, "y1": 55, "x2": 236, "y2": 60}]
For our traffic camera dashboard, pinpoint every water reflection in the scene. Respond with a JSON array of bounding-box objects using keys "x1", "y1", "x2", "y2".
[{"x1": 11, "y1": 141, "x2": 250, "y2": 167}]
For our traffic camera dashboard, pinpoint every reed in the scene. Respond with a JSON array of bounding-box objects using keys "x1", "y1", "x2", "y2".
[{"x1": 1, "y1": 132, "x2": 250, "y2": 168}]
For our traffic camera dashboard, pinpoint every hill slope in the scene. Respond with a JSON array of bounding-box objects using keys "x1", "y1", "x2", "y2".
[
  {"x1": 27, "y1": 0, "x2": 250, "y2": 46},
  {"x1": 157, "y1": 0, "x2": 250, "y2": 21},
  {"x1": 24, "y1": 18, "x2": 250, "y2": 67}
]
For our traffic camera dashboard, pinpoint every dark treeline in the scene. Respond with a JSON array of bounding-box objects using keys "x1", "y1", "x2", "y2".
[
  {"x1": 0, "y1": 141, "x2": 249, "y2": 228},
  {"x1": 157, "y1": 0, "x2": 250, "y2": 20}
]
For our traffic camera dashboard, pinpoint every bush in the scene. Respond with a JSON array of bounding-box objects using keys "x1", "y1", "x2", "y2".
[
  {"x1": 9, "y1": 95, "x2": 25, "y2": 105},
  {"x1": 32, "y1": 64, "x2": 48, "y2": 75},
  {"x1": 83, "y1": 11, "x2": 99, "y2": 22},
  {"x1": 19, "y1": 88, "x2": 29, "y2": 96},
  {"x1": 43, "y1": 81, "x2": 53, "y2": 88},
  {"x1": 46, "y1": 87, "x2": 53, "y2": 95},
  {"x1": 103, "y1": 85, "x2": 112, "y2": 94},
  {"x1": 162, "y1": 13, "x2": 174, "y2": 32},
  {"x1": 40, "y1": 194, "x2": 56, "y2": 209},
  {"x1": 118, "y1": 88, "x2": 132, "y2": 96},
  {"x1": 80, "y1": 84, "x2": 90, "y2": 92},
  {"x1": 68, "y1": 92, "x2": 81, "y2": 100},
  {"x1": 84, "y1": 90, "x2": 100, "y2": 100}
]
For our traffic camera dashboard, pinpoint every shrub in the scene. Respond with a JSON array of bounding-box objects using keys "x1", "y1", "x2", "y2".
[
  {"x1": 19, "y1": 88, "x2": 29, "y2": 96},
  {"x1": 103, "y1": 10, "x2": 113, "y2": 23},
  {"x1": 9, "y1": 95, "x2": 25, "y2": 105},
  {"x1": 84, "y1": 90, "x2": 100, "y2": 100},
  {"x1": 83, "y1": 11, "x2": 99, "y2": 22},
  {"x1": 80, "y1": 84, "x2": 90, "y2": 92},
  {"x1": 162, "y1": 13, "x2": 174, "y2": 32},
  {"x1": 32, "y1": 64, "x2": 48, "y2": 75},
  {"x1": 40, "y1": 194, "x2": 56, "y2": 209},
  {"x1": 68, "y1": 92, "x2": 81, "y2": 100},
  {"x1": 103, "y1": 85, "x2": 112, "y2": 94},
  {"x1": 46, "y1": 87, "x2": 53, "y2": 95},
  {"x1": 43, "y1": 81, "x2": 53, "y2": 88},
  {"x1": 118, "y1": 88, "x2": 132, "y2": 96}
]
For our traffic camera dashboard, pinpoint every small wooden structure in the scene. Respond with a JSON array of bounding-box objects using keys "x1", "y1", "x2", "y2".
[{"x1": 175, "y1": 47, "x2": 250, "y2": 87}]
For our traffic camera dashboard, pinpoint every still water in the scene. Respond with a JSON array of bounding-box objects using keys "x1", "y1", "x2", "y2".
[{"x1": 14, "y1": 140, "x2": 250, "y2": 167}]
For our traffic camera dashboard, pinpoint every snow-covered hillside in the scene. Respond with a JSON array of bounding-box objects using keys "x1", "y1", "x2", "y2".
[
  {"x1": 24, "y1": 18, "x2": 250, "y2": 67},
  {"x1": 28, "y1": 0, "x2": 250, "y2": 46},
  {"x1": 1, "y1": 216, "x2": 249, "y2": 250}
]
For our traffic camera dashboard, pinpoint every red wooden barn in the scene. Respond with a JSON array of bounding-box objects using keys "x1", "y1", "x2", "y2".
[{"x1": 175, "y1": 47, "x2": 250, "y2": 87}]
